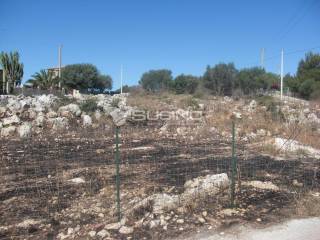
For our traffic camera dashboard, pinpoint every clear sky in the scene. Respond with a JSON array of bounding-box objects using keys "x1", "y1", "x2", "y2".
[{"x1": 1, "y1": 0, "x2": 319, "y2": 89}]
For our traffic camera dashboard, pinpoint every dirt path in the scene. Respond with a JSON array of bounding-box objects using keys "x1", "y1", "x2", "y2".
[{"x1": 180, "y1": 217, "x2": 320, "y2": 240}]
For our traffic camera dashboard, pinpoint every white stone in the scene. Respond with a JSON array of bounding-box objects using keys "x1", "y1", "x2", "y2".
[
  {"x1": 105, "y1": 222, "x2": 121, "y2": 230},
  {"x1": 82, "y1": 115, "x2": 92, "y2": 127},
  {"x1": 1, "y1": 126, "x2": 16, "y2": 137},
  {"x1": 110, "y1": 108, "x2": 129, "y2": 127},
  {"x1": 149, "y1": 220, "x2": 160, "y2": 229},
  {"x1": 2, "y1": 115, "x2": 20, "y2": 125},
  {"x1": 35, "y1": 114, "x2": 45, "y2": 127},
  {"x1": 67, "y1": 228, "x2": 74, "y2": 235},
  {"x1": 181, "y1": 173, "x2": 229, "y2": 203},
  {"x1": 51, "y1": 117, "x2": 68, "y2": 130},
  {"x1": 243, "y1": 181, "x2": 279, "y2": 191},
  {"x1": 198, "y1": 217, "x2": 206, "y2": 223},
  {"x1": 17, "y1": 219, "x2": 41, "y2": 228},
  {"x1": 18, "y1": 122, "x2": 32, "y2": 138},
  {"x1": 119, "y1": 226, "x2": 133, "y2": 235},
  {"x1": 47, "y1": 111, "x2": 58, "y2": 118},
  {"x1": 58, "y1": 104, "x2": 81, "y2": 117},
  {"x1": 176, "y1": 219, "x2": 184, "y2": 224},
  {"x1": 68, "y1": 177, "x2": 85, "y2": 184},
  {"x1": 88, "y1": 231, "x2": 96, "y2": 237},
  {"x1": 0, "y1": 107, "x2": 6, "y2": 117},
  {"x1": 274, "y1": 137, "x2": 320, "y2": 158},
  {"x1": 97, "y1": 229, "x2": 109, "y2": 238}
]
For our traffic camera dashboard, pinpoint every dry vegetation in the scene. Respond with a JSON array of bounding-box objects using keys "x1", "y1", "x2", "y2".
[{"x1": 0, "y1": 92, "x2": 320, "y2": 239}]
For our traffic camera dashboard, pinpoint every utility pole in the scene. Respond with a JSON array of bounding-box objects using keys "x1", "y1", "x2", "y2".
[
  {"x1": 120, "y1": 64, "x2": 123, "y2": 94},
  {"x1": 260, "y1": 48, "x2": 265, "y2": 69},
  {"x1": 280, "y1": 49, "x2": 284, "y2": 100},
  {"x1": 58, "y1": 45, "x2": 62, "y2": 88}
]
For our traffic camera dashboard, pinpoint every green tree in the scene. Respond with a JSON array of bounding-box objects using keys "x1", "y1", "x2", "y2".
[
  {"x1": 172, "y1": 74, "x2": 199, "y2": 94},
  {"x1": 0, "y1": 51, "x2": 24, "y2": 93},
  {"x1": 26, "y1": 69, "x2": 59, "y2": 89},
  {"x1": 61, "y1": 64, "x2": 112, "y2": 91},
  {"x1": 139, "y1": 69, "x2": 172, "y2": 92},
  {"x1": 94, "y1": 74, "x2": 112, "y2": 92},
  {"x1": 235, "y1": 67, "x2": 278, "y2": 94},
  {"x1": 203, "y1": 63, "x2": 237, "y2": 95},
  {"x1": 297, "y1": 52, "x2": 320, "y2": 82},
  {"x1": 289, "y1": 52, "x2": 320, "y2": 99},
  {"x1": 61, "y1": 64, "x2": 99, "y2": 90},
  {"x1": 284, "y1": 74, "x2": 299, "y2": 93},
  {"x1": 299, "y1": 79, "x2": 317, "y2": 99}
]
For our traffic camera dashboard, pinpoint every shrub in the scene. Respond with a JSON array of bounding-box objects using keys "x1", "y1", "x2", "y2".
[
  {"x1": 111, "y1": 98, "x2": 121, "y2": 108},
  {"x1": 80, "y1": 98, "x2": 98, "y2": 113},
  {"x1": 179, "y1": 96, "x2": 199, "y2": 110}
]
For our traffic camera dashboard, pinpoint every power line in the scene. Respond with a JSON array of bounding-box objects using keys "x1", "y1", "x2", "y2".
[
  {"x1": 278, "y1": 0, "x2": 319, "y2": 40},
  {"x1": 243, "y1": 45, "x2": 320, "y2": 68}
]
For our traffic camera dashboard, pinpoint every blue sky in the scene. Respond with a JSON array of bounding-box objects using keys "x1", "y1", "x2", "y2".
[{"x1": 1, "y1": 0, "x2": 319, "y2": 89}]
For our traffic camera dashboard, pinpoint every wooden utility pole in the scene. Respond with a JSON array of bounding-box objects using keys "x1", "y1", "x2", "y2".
[
  {"x1": 120, "y1": 65, "x2": 123, "y2": 94},
  {"x1": 58, "y1": 45, "x2": 62, "y2": 88},
  {"x1": 260, "y1": 48, "x2": 265, "y2": 69},
  {"x1": 280, "y1": 49, "x2": 284, "y2": 100}
]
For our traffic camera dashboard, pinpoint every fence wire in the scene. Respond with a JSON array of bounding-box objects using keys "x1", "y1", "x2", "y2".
[{"x1": 0, "y1": 121, "x2": 319, "y2": 239}]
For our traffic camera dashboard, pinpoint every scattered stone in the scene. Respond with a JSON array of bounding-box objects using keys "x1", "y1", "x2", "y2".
[
  {"x1": 58, "y1": 104, "x2": 81, "y2": 117},
  {"x1": 181, "y1": 173, "x2": 229, "y2": 204},
  {"x1": 67, "y1": 227, "x2": 74, "y2": 235},
  {"x1": 202, "y1": 211, "x2": 208, "y2": 217},
  {"x1": 219, "y1": 208, "x2": 239, "y2": 217},
  {"x1": 198, "y1": 217, "x2": 206, "y2": 224},
  {"x1": 97, "y1": 229, "x2": 109, "y2": 238},
  {"x1": 35, "y1": 114, "x2": 45, "y2": 127},
  {"x1": 82, "y1": 115, "x2": 92, "y2": 127},
  {"x1": 243, "y1": 181, "x2": 279, "y2": 191},
  {"x1": 18, "y1": 122, "x2": 32, "y2": 138},
  {"x1": 17, "y1": 219, "x2": 42, "y2": 229},
  {"x1": 68, "y1": 177, "x2": 85, "y2": 184},
  {"x1": 105, "y1": 222, "x2": 121, "y2": 230},
  {"x1": 110, "y1": 108, "x2": 129, "y2": 127},
  {"x1": 176, "y1": 219, "x2": 184, "y2": 224},
  {"x1": 293, "y1": 179, "x2": 303, "y2": 187},
  {"x1": 119, "y1": 226, "x2": 133, "y2": 235},
  {"x1": 3, "y1": 115, "x2": 20, "y2": 125},
  {"x1": 88, "y1": 230, "x2": 96, "y2": 237},
  {"x1": 149, "y1": 220, "x2": 160, "y2": 229},
  {"x1": 0, "y1": 126, "x2": 16, "y2": 137},
  {"x1": 47, "y1": 111, "x2": 58, "y2": 118}
]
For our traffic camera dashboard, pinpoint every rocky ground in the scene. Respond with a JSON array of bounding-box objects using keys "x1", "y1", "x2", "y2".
[{"x1": 0, "y1": 92, "x2": 320, "y2": 239}]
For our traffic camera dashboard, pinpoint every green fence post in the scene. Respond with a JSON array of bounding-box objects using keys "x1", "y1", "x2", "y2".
[
  {"x1": 230, "y1": 121, "x2": 237, "y2": 207},
  {"x1": 115, "y1": 126, "x2": 121, "y2": 222}
]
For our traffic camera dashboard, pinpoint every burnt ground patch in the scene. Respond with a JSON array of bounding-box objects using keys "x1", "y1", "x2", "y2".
[{"x1": 0, "y1": 127, "x2": 320, "y2": 239}]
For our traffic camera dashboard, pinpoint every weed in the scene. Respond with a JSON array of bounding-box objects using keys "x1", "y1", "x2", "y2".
[
  {"x1": 111, "y1": 98, "x2": 121, "y2": 108},
  {"x1": 80, "y1": 98, "x2": 99, "y2": 113}
]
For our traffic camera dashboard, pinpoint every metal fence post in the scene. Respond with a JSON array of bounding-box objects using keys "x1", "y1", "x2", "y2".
[
  {"x1": 230, "y1": 121, "x2": 237, "y2": 207},
  {"x1": 115, "y1": 126, "x2": 121, "y2": 221}
]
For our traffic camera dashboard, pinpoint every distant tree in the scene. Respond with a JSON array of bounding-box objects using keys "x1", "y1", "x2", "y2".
[
  {"x1": 61, "y1": 64, "x2": 99, "y2": 90},
  {"x1": 94, "y1": 74, "x2": 112, "y2": 92},
  {"x1": 61, "y1": 64, "x2": 112, "y2": 92},
  {"x1": 172, "y1": 74, "x2": 199, "y2": 94},
  {"x1": 285, "y1": 52, "x2": 320, "y2": 99},
  {"x1": 235, "y1": 67, "x2": 278, "y2": 94},
  {"x1": 236, "y1": 67, "x2": 264, "y2": 94},
  {"x1": 284, "y1": 74, "x2": 299, "y2": 93},
  {"x1": 0, "y1": 51, "x2": 24, "y2": 93},
  {"x1": 299, "y1": 79, "x2": 317, "y2": 99},
  {"x1": 203, "y1": 63, "x2": 237, "y2": 95},
  {"x1": 297, "y1": 52, "x2": 320, "y2": 82},
  {"x1": 139, "y1": 69, "x2": 172, "y2": 92},
  {"x1": 26, "y1": 70, "x2": 59, "y2": 89}
]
